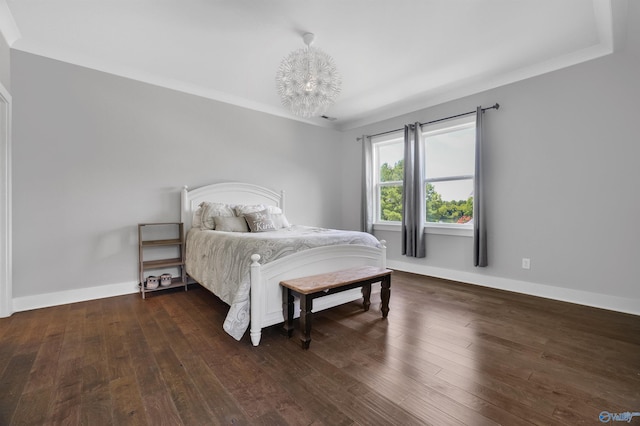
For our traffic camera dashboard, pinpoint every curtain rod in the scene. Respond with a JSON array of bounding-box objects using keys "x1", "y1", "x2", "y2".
[{"x1": 357, "y1": 103, "x2": 500, "y2": 141}]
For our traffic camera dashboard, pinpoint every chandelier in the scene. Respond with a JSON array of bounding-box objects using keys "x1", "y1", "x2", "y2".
[{"x1": 275, "y1": 33, "x2": 341, "y2": 118}]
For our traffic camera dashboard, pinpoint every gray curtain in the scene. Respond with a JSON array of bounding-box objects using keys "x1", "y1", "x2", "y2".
[
  {"x1": 402, "y1": 123, "x2": 426, "y2": 258},
  {"x1": 361, "y1": 135, "x2": 374, "y2": 234},
  {"x1": 474, "y1": 106, "x2": 488, "y2": 266}
]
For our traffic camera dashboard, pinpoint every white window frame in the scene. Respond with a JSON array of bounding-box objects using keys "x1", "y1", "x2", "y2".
[{"x1": 372, "y1": 115, "x2": 475, "y2": 237}]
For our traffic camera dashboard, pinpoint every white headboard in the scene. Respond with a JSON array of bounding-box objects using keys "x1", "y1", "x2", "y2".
[{"x1": 181, "y1": 182, "x2": 285, "y2": 232}]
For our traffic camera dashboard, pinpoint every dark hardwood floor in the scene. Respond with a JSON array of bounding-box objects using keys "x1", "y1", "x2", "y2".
[{"x1": 1, "y1": 271, "x2": 639, "y2": 425}]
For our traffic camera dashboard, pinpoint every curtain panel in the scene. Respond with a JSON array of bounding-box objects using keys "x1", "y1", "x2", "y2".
[
  {"x1": 402, "y1": 123, "x2": 426, "y2": 258},
  {"x1": 473, "y1": 106, "x2": 488, "y2": 267},
  {"x1": 361, "y1": 135, "x2": 374, "y2": 234}
]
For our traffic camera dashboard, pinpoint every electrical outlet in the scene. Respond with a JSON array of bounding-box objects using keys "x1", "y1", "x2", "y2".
[{"x1": 522, "y1": 258, "x2": 531, "y2": 269}]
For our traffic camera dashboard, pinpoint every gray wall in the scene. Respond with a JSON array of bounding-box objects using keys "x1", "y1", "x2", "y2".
[
  {"x1": 11, "y1": 51, "x2": 343, "y2": 298},
  {"x1": 9, "y1": 4, "x2": 640, "y2": 312},
  {"x1": 340, "y1": 4, "x2": 640, "y2": 307}
]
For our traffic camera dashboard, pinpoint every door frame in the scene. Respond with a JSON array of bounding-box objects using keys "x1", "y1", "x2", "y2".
[{"x1": 0, "y1": 81, "x2": 12, "y2": 317}]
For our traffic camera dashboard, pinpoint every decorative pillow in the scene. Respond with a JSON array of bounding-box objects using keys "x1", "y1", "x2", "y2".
[
  {"x1": 266, "y1": 205, "x2": 283, "y2": 215},
  {"x1": 192, "y1": 202, "x2": 206, "y2": 229},
  {"x1": 244, "y1": 210, "x2": 277, "y2": 232},
  {"x1": 213, "y1": 216, "x2": 249, "y2": 232},
  {"x1": 234, "y1": 204, "x2": 266, "y2": 217},
  {"x1": 201, "y1": 202, "x2": 235, "y2": 229},
  {"x1": 270, "y1": 213, "x2": 291, "y2": 229}
]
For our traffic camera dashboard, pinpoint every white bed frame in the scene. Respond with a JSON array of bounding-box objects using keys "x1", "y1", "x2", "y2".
[{"x1": 180, "y1": 182, "x2": 387, "y2": 346}]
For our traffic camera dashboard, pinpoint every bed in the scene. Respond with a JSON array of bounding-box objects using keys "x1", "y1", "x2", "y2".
[{"x1": 180, "y1": 182, "x2": 387, "y2": 346}]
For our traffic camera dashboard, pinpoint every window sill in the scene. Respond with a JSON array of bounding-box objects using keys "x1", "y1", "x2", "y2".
[{"x1": 373, "y1": 223, "x2": 473, "y2": 237}]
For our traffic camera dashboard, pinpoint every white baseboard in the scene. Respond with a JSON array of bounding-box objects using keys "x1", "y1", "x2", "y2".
[
  {"x1": 388, "y1": 260, "x2": 640, "y2": 317},
  {"x1": 10, "y1": 264, "x2": 638, "y2": 318},
  {"x1": 9, "y1": 277, "x2": 380, "y2": 316},
  {"x1": 12, "y1": 281, "x2": 139, "y2": 313}
]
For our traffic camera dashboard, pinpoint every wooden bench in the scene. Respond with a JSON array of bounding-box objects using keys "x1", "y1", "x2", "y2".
[{"x1": 280, "y1": 266, "x2": 392, "y2": 349}]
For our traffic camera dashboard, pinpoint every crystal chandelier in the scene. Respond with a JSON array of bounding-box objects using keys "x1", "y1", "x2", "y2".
[{"x1": 275, "y1": 33, "x2": 341, "y2": 118}]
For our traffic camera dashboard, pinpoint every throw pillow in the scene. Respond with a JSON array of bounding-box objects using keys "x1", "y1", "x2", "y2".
[
  {"x1": 244, "y1": 210, "x2": 277, "y2": 232},
  {"x1": 201, "y1": 202, "x2": 235, "y2": 229},
  {"x1": 213, "y1": 216, "x2": 249, "y2": 232},
  {"x1": 234, "y1": 204, "x2": 266, "y2": 217}
]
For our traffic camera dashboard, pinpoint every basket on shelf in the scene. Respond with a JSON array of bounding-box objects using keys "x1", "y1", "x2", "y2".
[
  {"x1": 145, "y1": 276, "x2": 159, "y2": 289},
  {"x1": 160, "y1": 273, "x2": 172, "y2": 287}
]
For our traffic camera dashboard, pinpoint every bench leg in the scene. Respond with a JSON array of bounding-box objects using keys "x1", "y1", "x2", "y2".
[
  {"x1": 282, "y1": 288, "x2": 294, "y2": 338},
  {"x1": 381, "y1": 276, "x2": 391, "y2": 319},
  {"x1": 282, "y1": 288, "x2": 293, "y2": 338},
  {"x1": 300, "y1": 295, "x2": 313, "y2": 349},
  {"x1": 362, "y1": 283, "x2": 371, "y2": 311}
]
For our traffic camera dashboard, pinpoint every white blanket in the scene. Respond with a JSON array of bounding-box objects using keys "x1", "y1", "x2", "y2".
[{"x1": 185, "y1": 225, "x2": 380, "y2": 340}]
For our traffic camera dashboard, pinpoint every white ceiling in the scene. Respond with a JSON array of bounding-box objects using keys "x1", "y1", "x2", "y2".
[{"x1": 2, "y1": 0, "x2": 619, "y2": 129}]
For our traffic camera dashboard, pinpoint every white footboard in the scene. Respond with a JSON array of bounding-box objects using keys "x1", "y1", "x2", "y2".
[{"x1": 249, "y1": 241, "x2": 387, "y2": 346}]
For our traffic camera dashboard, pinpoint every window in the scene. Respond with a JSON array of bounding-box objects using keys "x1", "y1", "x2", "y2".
[
  {"x1": 373, "y1": 116, "x2": 476, "y2": 230},
  {"x1": 375, "y1": 136, "x2": 404, "y2": 222}
]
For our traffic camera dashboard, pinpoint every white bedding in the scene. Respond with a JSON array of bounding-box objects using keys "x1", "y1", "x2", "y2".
[{"x1": 185, "y1": 225, "x2": 381, "y2": 340}]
